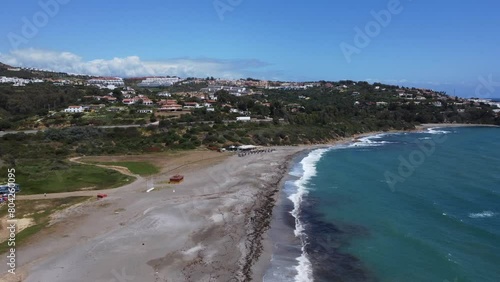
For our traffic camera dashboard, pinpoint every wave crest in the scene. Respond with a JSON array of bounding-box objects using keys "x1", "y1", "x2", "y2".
[
  {"x1": 288, "y1": 148, "x2": 329, "y2": 282},
  {"x1": 469, "y1": 211, "x2": 496, "y2": 218}
]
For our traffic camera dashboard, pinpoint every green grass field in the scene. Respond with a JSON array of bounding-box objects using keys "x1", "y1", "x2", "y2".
[
  {"x1": 0, "y1": 197, "x2": 91, "y2": 254},
  {"x1": 15, "y1": 161, "x2": 134, "y2": 194},
  {"x1": 94, "y1": 161, "x2": 160, "y2": 176}
]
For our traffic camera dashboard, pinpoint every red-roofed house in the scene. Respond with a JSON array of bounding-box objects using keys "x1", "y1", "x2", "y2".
[
  {"x1": 142, "y1": 99, "x2": 154, "y2": 106},
  {"x1": 183, "y1": 102, "x2": 200, "y2": 109},
  {"x1": 158, "y1": 99, "x2": 178, "y2": 106},
  {"x1": 159, "y1": 104, "x2": 183, "y2": 111},
  {"x1": 123, "y1": 99, "x2": 135, "y2": 105},
  {"x1": 102, "y1": 96, "x2": 117, "y2": 102}
]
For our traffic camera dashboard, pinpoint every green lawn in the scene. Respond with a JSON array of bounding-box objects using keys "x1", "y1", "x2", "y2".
[
  {"x1": 94, "y1": 161, "x2": 160, "y2": 176},
  {"x1": 15, "y1": 161, "x2": 134, "y2": 194},
  {"x1": 0, "y1": 197, "x2": 91, "y2": 254}
]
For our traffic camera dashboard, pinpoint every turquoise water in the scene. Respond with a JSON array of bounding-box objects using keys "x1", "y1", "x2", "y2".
[{"x1": 295, "y1": 127, "x2": 500, "y2": 282}]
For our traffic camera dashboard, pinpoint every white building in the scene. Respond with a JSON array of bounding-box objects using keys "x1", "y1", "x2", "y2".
[
  {"x1": 0, "y1": 76, "x2": 43, "y2": 85},
  {"x1": 399, "y1": 93, "x2": 413, "y2": 99},
  {"x1": 64, "y1": 106, "x2": 84, "y2": 113},
  {"x1": 183, "y1": 102, "x2": 201, "y2": 109},
  {"x1": 137, "y1": 77, "x2": 182, "y2": 87},
  {"x1": 142, "y1": 99, "x2": 154, "y2": 106},
  {"x1": 201, "y1": 86, "x2": 250, "y2": 98},
  {"x1": 87, "y1": 77, "x2": 124, "y2": 87},
  {"x1": 157, "y1": 91, "x2": 172, "y2": 97}
]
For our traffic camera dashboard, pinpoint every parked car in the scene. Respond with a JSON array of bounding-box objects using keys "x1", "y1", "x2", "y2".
[{"x1": 0, "y1": 184, "x2": 21, "y2": 194}]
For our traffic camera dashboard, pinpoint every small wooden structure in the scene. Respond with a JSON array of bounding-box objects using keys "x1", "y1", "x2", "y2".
[{"x1": 169, "y1": 174, "x2": 184, "y2": 184}]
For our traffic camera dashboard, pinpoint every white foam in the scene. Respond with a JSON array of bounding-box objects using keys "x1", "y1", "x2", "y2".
[
  {"x1": 289, "y1": 148, "x2": 328, "y2": 236},
  {"x1": 295, "y1": 251, "x2": 314, "y2": 282},
  {"x1": 427, "y1": 128, "x2": 451, "y2": 135},
  {"x1": 368, "y1": 133, "x2": 387, "y2": 139},
  {"x1": 469, "y1": 211, "x2": 496, "y2": 218},
  {"x1": 289, "y1": 164, "x2": 305, "y2": 178},
  {"x1": 288, "y1": 148, "x2": 329, "y2": 282},
  {"x1": 349, "y1": 134, "x2": 394, "y2": 147},
  {"x1": 285, "y1": 134, "x2": 395, "y2": 281}
]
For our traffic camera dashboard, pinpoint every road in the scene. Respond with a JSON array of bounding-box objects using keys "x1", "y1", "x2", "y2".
[
  {"x1": 0, "y1": 123, "x2": 152, "y2": 137},
  {"x1": 0, "y1": 119, "x2": 278, "y2": 137}
]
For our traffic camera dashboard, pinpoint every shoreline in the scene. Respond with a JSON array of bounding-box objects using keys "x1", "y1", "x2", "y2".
[
  {"x1": 0, "y1": 147, "x2": 308, "y2": 282},
  {"x1": 419, "y1": 123, "x2": 500, "y2": 128},
  {"x1": 2, "y1": 124, "x2": 498, "y2": 281},
  {"x1": 255, "y1": 123, "x2": 500, "y2": 281},
  {"x1": 251, "y1": 149, "x2": 311, "y2": 281}
]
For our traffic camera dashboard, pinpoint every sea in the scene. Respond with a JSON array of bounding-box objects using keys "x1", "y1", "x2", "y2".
[{"x1": 264, "y1": 126, "x2": 500, "y2": 282}]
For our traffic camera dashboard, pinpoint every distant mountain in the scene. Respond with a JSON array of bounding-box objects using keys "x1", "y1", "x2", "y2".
[
  {"x1": 0, "y1": 62, "x2": 13, "y2": 69},
  {"x1": 0, "y1": 62, "x2": 92, "y2": 80}
]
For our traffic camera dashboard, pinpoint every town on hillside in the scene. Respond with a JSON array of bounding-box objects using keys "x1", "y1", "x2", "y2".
[{"x1": 1, "y1": 64, "x2": 499, "y2": 132}]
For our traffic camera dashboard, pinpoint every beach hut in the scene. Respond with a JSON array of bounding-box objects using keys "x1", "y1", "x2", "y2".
[
  {"x1": 238, "y1": 145, "x2": 258, "y2": 151},
  {"x1": 170, "y1": 175, "x2": 184, "y2": 184}
]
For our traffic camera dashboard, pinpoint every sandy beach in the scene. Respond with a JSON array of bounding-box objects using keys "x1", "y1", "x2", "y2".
[
  {"x1": 0, "y1": 148, "x2": 307, "y2": 282},
  {"x1": 1, "y1": 123, "x2": 497, "y2": 282}
]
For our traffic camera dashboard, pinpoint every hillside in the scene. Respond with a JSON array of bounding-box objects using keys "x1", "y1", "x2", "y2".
[
  {"x1": 0, "y1": 63, "x2": 91, "y2": 80},
  {"x1": 0, "y1": 62, "x2": 13, "y2": 69}
]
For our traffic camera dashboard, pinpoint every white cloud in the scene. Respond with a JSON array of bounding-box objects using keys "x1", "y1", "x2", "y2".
[{"x1": 0, "y1": 48, "x2": 276, "y2": 79}]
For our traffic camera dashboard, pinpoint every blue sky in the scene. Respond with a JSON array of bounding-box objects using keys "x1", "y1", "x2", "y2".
[{"x1": 1, "y1": 0, "x2": 500, "y2": 97}]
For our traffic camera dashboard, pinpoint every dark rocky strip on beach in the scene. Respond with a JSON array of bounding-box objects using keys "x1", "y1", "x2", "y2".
[
  {"x1": 240, "y1": 154, "x2": 296, "y2": 281},
  {"x1": 238, "y1": 149, "x2": 276, "y2": 157}
]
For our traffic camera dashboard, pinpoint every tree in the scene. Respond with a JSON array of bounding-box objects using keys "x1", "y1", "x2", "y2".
[
  {"x1": 112, "y1": 89, "x2": 123, "y2": 101},
  {"x1": 0, "y1": 120, "x2": 13, "y2": 130},
  {"x1": 150, "y1": 113, "x2": 157, "y2": 123}
]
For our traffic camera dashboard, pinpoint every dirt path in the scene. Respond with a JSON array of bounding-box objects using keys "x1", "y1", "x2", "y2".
[
  {"x1": 16, "y1": 157, "x2": 141, "y2": 200},
  {"x1": 69, "y1": 157, "x2": 138, "y2": 177},
  {"x1": 16, "y1": 153, "x2": 228, "y2": 200},
  {"x1": 1, "y1": 147, "x2": 304, "y2": 282},
  {"x1": 17, "y1": 190, "x2": 116, "y2": 200}
]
